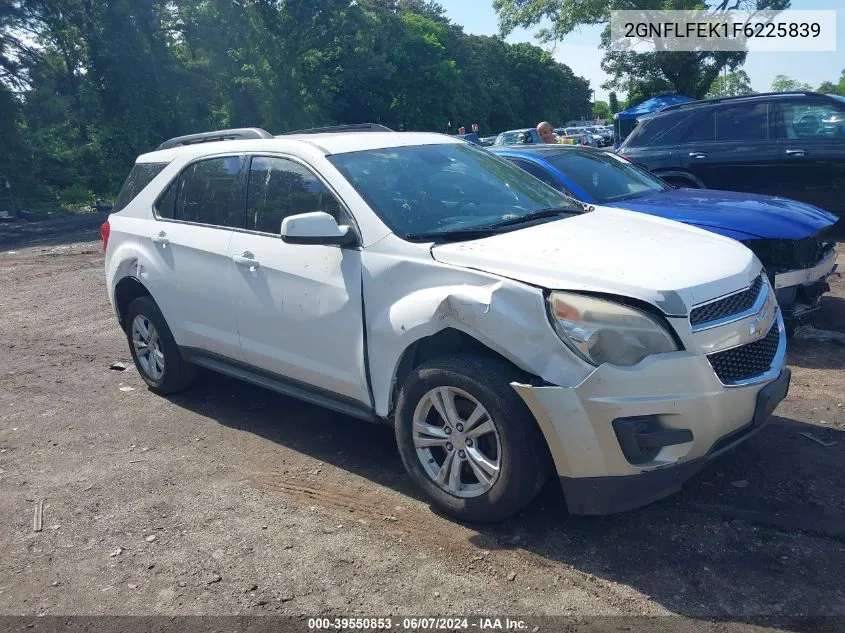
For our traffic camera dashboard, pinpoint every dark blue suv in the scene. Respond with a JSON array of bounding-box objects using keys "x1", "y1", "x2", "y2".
[{"x1": 617, "y1": 92, "x2": 845, "y2": 218}]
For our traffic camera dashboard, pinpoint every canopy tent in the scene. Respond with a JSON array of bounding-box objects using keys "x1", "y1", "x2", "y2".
[{"x1": 613, "y1": 94, "x2": 698, "y2": 147}]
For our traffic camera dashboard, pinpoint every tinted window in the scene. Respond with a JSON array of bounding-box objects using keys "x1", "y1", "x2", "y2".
[
  {"x1": 175, "y1": 156, "x2": 246, "y2": 228},
  {"x1": 247, "y1": 156, "x2": 343, "y2": 233},
  {"x1": 715, "y1": 103, "x2": 768, "y2": 141},
  {"x1": 113, "y1": 163, "x2": 167, "y2": 212},
  {"x1": 155, "y1": 179, "x2": 178, "y2": 219},
  {"x1": 546, "y1": 150, "x2": 669, "y2": 203},
  {"x1": 774, "y1": 101, "x2": 845, "y2": 139},
  {"x1": 679, "y1": 110, "x2": 715, "y2": 143},
  {"x1": 625, "y1": 110, "x2": 715, "y2": 147},
  {"x1": 327, "y1": 143, "x2": 581, "y2": 238},
  {"x1": 507, "y1": 158, "x2": 566, "y2": 192}
]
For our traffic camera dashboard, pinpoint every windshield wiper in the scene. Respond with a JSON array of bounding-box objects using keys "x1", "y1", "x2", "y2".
[
  {"x1": 405, "y1": 227, "x2": 504, "y2": 242},
  {"x1": 489, "y1": 207, "x2": 577, "y2": 229}
]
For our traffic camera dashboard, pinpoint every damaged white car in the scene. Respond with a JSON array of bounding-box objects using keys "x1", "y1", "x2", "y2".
[{"x1": 102, "y1": 126, "x2": 791, "y2": 522}]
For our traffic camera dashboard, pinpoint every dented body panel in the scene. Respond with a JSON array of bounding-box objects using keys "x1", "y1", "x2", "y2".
[
  {"x1": 104, "y1": 131, "x2": 790, "y2": 516},
  {"x1": 360, "y1": 234, "x2": 594, "y2": 418}
]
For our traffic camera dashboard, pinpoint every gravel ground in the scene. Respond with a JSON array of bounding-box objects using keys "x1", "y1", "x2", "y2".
[{"x1": 0, "y1": 218, "x2": 844, "y2": 629}]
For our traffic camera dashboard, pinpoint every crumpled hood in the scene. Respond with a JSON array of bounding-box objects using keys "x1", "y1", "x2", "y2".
[
  {"x1": 608, "y1": 188, "x2": 838, "y2": 240},
  {"x1": 430, "y1": 207, "x2": 760, "y2": 314}
]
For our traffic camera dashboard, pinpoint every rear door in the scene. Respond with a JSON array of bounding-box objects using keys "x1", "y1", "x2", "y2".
[
  {"x1": 681, "y1": 102, "x2": 783, "y2": 196},
  {"x1": 770, "y1": 97, "x2": 845, "y2": 214},
  {"x1": 145, "y1": 155, "x2": 247, "y2": 361}
]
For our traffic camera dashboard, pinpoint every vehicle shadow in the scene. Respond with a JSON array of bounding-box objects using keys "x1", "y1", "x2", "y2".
[{"x1": 168, "y1": 370, "x2": 845, "y2": 622}]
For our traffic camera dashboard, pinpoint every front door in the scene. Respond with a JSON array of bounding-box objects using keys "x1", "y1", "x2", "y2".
[
  {"x1": 770, "y1": 97, "x2": 845, "y2": 215},
  {"x1": 227, "y1": 154, "x2": 369, "y2": 405}
]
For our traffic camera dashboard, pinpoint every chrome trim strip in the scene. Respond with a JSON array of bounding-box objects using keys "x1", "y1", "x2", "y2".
[
  {"x1": 774, "y1": 249, "x2": 837, "y2": 289},
  {"x1": 717, "y1": 311, "x2": 787, "y2": 388},
  {"x1": 691, "y1": 274, "x2": 769, "y2": 333},
  {"x1": 693, "y1": 286, "x2": 778, "y2": 355}
]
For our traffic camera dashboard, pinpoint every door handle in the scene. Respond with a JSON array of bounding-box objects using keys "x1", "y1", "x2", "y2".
[
  {"x1": 689, "y1": 152, "x2": 707, "y2": 159},
  {"x1": 785, "y1": 149, "x2": 807, "y2": 157},
  {"x1": 232, "y1": 252, "x2": 260, "y2": 270},
  {"x1": 151, "y1": 232, "x2": 169, "y2": 247}
]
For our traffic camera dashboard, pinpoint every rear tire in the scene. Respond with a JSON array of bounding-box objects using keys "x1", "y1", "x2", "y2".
[
  {"x1": 125, "y1": 296, "x2": 196, "y2": 395},
  {"x1": 394, "y1": 354, "x2": 550, "y2": 523}
]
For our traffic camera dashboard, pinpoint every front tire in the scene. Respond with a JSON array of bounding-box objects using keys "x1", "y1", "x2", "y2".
[
  {"x1": 394, "y1": 354, "x2": 550, "y2": 523},
  {"x1": 125, "y1": 296, "x2": 196, "y2": 395}
]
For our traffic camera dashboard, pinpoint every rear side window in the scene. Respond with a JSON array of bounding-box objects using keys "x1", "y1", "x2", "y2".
[
  {"x1": 506, "y1": 158, "x2": 568, "y2": 193},
  {"x1": 113, "y1": 163, "x2": 168, "y2": 212},
  {"x1": 246, "y1": 156, "x2": 343, "y2": 233},
  {"x1": 773, "y1": 100, "x2": 845, "y2": 139},
  {"x1": 625, "y1": 110, "x2": 713, "y2": 147},
  {"x1": 174, "y1": 156, "x2": 246, "y2": 228},
  {"x1": 715, "y1": 103, "x2": 769, "y2": 141}
]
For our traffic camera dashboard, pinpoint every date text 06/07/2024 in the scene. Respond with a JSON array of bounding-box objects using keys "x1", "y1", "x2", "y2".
[{"x1": 307, "y1": 617, "x2": 533, "y2": 631}]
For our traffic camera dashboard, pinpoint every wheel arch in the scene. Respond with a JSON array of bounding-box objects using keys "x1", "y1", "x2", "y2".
[
  {"x1": 654, "y1": 170, "x2": 707, "y2": 189},
  {"x1": 387, "y1": 327, "x2": 545, "y2": 420},
  {"x1": 114, "y1": 275, "x2": 154, "y2": 329}
]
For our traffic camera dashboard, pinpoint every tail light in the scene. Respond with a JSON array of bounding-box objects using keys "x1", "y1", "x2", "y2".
[{"x1": 100, "y1": 219, "x2": 110, "y2": 251}]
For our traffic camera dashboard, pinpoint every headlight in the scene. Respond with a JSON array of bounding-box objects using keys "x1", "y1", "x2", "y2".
[{"x1": 547, "y1": 292, "x2": 678, "y2": 367}]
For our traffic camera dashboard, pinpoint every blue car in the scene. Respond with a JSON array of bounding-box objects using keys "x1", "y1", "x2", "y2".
[{"x1": 490, "y1": 145, "x2": 838, "y2": 325}]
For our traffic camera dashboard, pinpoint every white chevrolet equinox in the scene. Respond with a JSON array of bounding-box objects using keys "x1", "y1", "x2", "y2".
[{"x1": 102, "y1": 125, "x2": 791, "y2": 523}]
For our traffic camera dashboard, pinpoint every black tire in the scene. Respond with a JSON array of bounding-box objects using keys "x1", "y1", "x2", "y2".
[
  {"x1": 394, "y1": 354, "x2": 551, "y2": 523},
  {"x1": 125, "y1": 296, "x2": 196, "y2": 395}
]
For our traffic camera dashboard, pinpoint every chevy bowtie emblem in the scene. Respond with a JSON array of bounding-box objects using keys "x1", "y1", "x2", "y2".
[{"x1": 749, "y1": 306, "x2": 771, "y2": 337}]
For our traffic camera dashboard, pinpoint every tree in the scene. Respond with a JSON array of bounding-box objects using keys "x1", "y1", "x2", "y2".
[
  {"x1": 0, "y1": 0, "x2": 593, "y2": 208},
  {"x1": 706, "y1": 70, "x2": 754, "y2": 98},
  {"x1": 817, "y1": 69, "x2": 845, "y2": 96},
  {"x1": 592, "y1": 100, "x2": 611, "y2": 121},
  {"x1": 493, "y1": 0, "x2": 791, "y2": 100},
  {"x1": 771, "y1": 74, "x2": 813, "y2": 92},
  {"x1": 608, "y1": 91, "x2": 620, "y2": 114}
]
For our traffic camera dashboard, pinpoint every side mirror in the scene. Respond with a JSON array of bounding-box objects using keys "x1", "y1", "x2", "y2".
[{"x1": 280, "y1": 212, "x2": 357, "y2": 246}]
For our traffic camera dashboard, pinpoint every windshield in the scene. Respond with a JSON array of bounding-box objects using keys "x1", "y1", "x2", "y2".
[
  {"x1": 546, "y1": 150, "x2": 670, "y2": 203},
  {"x1": 327, "y1": 142, "x2": 581, "y2": 239}
]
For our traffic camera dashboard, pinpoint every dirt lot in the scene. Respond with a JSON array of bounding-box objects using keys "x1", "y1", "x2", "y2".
[{"x1": 1, "y1": 216, "x2": 844, "y2": 628}]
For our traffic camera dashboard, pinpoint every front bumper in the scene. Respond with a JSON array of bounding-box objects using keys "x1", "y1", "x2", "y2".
[
  {"x1": 557, "y1": 367, "x2": 791, "y2": 514},
  {"x1": 512, "y1": 340, "x2": 790, "y2": 515},
  {"x1": 773, "y1": 248, "x2": 838, "y2": 319}
]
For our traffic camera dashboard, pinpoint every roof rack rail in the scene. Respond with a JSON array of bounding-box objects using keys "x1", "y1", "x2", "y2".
[
  {"x1": 660, "y1": 91, "x2": 819, "y2": 113},
  {"x1": 277, "y1": 123, "x2": 394, "y2": 136},
  {"x1": 156, "y1": 128, "x2": 275, "y2": 151}
]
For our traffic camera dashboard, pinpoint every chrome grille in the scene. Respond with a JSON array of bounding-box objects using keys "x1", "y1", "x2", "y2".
[
  {"x1": 690, "y1": 275, "x2": 763, "y2": 328},
  {"x1": 706, "y1": 321, "x2": 781, "y2": 384}
]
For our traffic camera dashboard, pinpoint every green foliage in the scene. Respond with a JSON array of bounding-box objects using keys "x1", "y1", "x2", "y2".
[
  {"x1": 0, "y1": 0, "x2": 592, "y2": 208},
  {"x1": 592, "y1": 100, "x2": 611, "y2": 120},
  {"x1": 706, "y1": 70, "x2": 754, "y2": 98},
  {"x1": 494, "y1": 0, "x2": 791, "y2": 101},
  {"x1": 608, "y1": 91, "x2": 620, "y2": 114},
  {"x1": 771, "y1": 74, "x2": 813, "y2": 92},
  {"x1": 816, "y1": 67, "x2": 845, "y2": 96}
]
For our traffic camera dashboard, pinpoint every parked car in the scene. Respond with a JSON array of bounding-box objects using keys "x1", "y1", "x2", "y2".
[
  {"x1": 102, "y1": 125, "x2": 790, "y2": 523},
  {"x1": 490, "y1": 144, "x2": 838, "y2": 328},
  {"x1": 617, "y1": 91, "x2": 845, "y2": 217},
  {"x1": 492, "y1": 128, "x2": 543, "y2": 145},
  {"x1": 479, "y1": 136, "x2": 496, "y2": 147},
  {"x1": 455, "y1": 132, "x2": 482, "y2": 145}
]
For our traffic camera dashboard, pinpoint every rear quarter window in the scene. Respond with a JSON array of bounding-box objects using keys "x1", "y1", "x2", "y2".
[
  {"x1": 626, "y1": 110, "x2": 715, "y2": 147},
  {"x1": 113, "y1": 163, "x2": 168, "y2": 212}
]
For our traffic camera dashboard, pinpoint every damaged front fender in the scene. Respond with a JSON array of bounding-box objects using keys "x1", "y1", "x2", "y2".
[{"x1": 362, "y1": 236, "x2": 593, "y2": 418}]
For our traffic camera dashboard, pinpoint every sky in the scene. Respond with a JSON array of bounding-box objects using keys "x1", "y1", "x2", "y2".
[{"x1": 437, "y1": 0, "x2": 845, "y2": 102}]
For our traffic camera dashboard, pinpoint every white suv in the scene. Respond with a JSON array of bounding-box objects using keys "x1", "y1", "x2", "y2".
[{"x1": 102, "y1": 125, "x2": 791, "y2": 522}]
